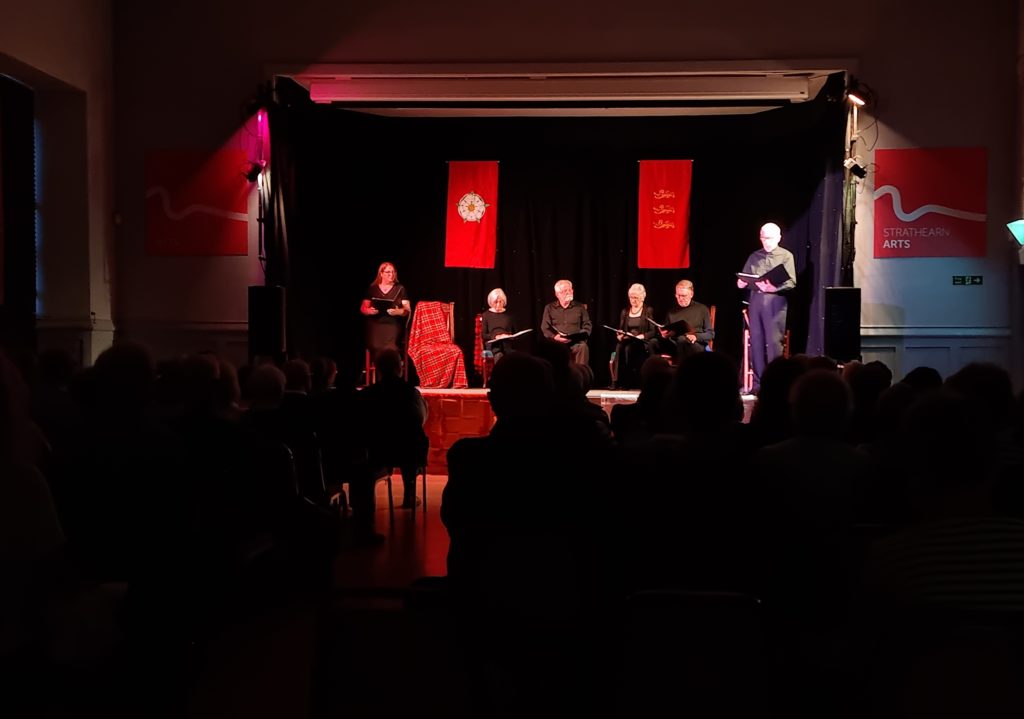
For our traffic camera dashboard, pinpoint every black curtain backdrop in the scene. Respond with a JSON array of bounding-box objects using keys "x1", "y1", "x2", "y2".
[
  {"x1": 0, "y1": 75, "x2": 37, "y2": 355},
  {"x1": 270, "y1": 74, "x2": 846, "y2": 387}
]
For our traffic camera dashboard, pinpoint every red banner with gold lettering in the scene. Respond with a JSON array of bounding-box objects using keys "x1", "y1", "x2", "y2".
[
  {"x1": 445, "y1": 161, "x2": 499, "y2": 268},
  {"x1": 637, "y1": 160, "x2": 692, "y2": 268}
]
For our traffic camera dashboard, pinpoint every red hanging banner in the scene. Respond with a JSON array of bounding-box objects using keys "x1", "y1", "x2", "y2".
[
  {"x1": 637, "y1": 160, "x2": 693, "y2": 268},
  {"x1": 445, "y1": 161, "x2": 498, "y2": 268}
]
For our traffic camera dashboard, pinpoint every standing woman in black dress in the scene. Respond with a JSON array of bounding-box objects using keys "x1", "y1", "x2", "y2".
[
  {"x1": 480, "y1": 288, "x2": 517, "y2": 362},
  {"x1": 360, "y1": 262, "x2": 412, "y2": 360}
]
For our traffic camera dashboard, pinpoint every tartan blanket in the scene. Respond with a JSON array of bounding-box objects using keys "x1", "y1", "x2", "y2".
[{"x1": 408, "y1": 301, "x2": 468, "y2": 388}]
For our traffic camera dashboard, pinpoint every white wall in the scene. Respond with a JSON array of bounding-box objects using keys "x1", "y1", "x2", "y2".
[
  {"x1": 0, "y1": 0, "x2": 115, "y2": 364},
  {"x1": 109, "y1": 0, "x2": 1019, "y2": 378}
]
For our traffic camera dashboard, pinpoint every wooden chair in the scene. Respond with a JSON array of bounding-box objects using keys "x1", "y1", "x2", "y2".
[
  {"x1": 474, "y1": 313, "x2": 495, "y2": 387},
  {"x1": 406, "y1": 301, "x2": 468, "y2": 388},
  {"x1": 363, "y1": 313, "x2": 411, "y2": 386},
  {"x1": 707, "y1": 304, "x2": 717, "y2": 351}
]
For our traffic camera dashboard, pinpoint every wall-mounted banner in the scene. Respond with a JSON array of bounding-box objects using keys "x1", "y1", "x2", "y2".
[
  {"x1": 637, "y1": 160, "x2": 692, "y2": 268},
  {"x1": 445, "y1": 161, "x2": 499, "y2": 268},
  {"x1": 145, "y1": 149, "x2": 250, "y2": 256},
  {"x1": 873, "y1": 148, "x2": 987, "y2": 258}
]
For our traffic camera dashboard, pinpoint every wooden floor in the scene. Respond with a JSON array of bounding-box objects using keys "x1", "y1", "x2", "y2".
[
  {"x1": 335, "y1": 392, "x2": 756, "y2": 590},
  {"x1": 334, "y1": 475, "x2": 451, "y2": 590}
]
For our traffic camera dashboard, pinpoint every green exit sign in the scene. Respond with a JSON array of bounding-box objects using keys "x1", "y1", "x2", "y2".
[{"x1": 952, "y1": 275, "x2": 983, "y2": 285}]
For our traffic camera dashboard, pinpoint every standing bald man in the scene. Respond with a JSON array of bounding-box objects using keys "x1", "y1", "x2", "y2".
[{"x1": 737, "y1": 222, "x2": 796, "y2": 392}]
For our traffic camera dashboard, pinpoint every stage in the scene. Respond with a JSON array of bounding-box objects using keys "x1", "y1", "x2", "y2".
[{"x1": 419, "y1": 387, "x2": 755, "y2": 473}]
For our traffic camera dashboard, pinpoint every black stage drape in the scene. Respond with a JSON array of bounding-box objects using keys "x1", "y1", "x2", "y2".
[
  {"x1": 0, "y1": 75, "x2": 37, "y2": 355},
  {"x1": 269, "y1": 74, "x2": 846, "y2": 386}
]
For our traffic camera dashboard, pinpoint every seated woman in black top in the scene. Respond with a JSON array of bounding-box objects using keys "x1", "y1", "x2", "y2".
[
  {"x1": 614, "y1": 283, "x2": 657, "y2": 389},
  {"x1": 480, "y1": 288, "x2": 517, "y2": 362},
  {"x1": 360, "y1": 261, "x2": 412, "y2": 360}
]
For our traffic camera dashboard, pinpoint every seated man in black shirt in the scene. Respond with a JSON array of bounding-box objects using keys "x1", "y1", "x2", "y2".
[
  {"x1": 541, "y1": 279, "x2": 592, "y2": 366},
  {"x1": 651, "y1": 279, "x2": 714, "y2": 360}
]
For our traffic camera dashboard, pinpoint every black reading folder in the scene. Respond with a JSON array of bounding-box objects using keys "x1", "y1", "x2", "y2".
[
  {"x1": 370, "y1": 297, "x2": 398, "y2": 313},
  {"x1": 662, "y1": 319, "x2": 695, "y2": 335},
  {"x1": 486, "y1": 328, "x2": 533, "y2": 344},
  {"x1": 555, "y1": 330, "x2": 590, "y2": 342},
  {"x1": 736, "y1": 263, "x2": 791, "y2": 287},
  {"x1": 602, "y1": 325, "x2": 646, "y2": 341}
]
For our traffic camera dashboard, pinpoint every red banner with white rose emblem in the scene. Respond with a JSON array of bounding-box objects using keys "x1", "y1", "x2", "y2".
[
  {"x1": 637, "y1": 160, "x2": 693, "y2": 268},
  {"x1": 445, "y1": 161, "x2": 498, "y2": 268}
]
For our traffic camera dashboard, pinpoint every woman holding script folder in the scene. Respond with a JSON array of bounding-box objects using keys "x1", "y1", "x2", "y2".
[
  {"x1": 611, "y1": 283, "x2": 657, "y2": 389},
  {"x1": 360, "y1": 262, "x2": 412, "y2": 360},
  {"x1": 736, "y1": 223, "x2": 796, "y2": 393},
  {"x1": 481, "y1": 288, "x2": 522, "y2": 362}
]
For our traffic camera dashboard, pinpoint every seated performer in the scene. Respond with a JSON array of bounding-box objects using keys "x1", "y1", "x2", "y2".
[
  {"x1": 480, "y1": 288, "x2": 518, "y2": 362},
  {"x1": 541, "y1": 279, "x2": 592, "y2": 366},
  {"x1": 613, "y1": 283, "x2": 657, "y2": 389},
  {"x1": 653, "y1": 279, "x2": 714, "y2": 360}
]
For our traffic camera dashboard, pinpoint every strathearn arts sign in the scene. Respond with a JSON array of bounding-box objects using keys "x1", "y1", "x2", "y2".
[{"x1": 873, "y1": 147, "x2": 987, "y2": 258}]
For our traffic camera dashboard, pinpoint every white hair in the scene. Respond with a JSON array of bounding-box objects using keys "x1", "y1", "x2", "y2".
[
  {"x1": 487, "y1": 288, "x2": 507, "y2": 308},
  {"x1": 627, "y1": 283, "x2": 646, "y2": 299}
]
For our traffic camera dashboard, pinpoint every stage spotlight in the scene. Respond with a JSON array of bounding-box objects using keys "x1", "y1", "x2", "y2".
[
  {"x1": 245, "y1": 160, "x2": 265, "y2": 183},
  {"x1": 847, "y1": 76, "x2": 873, "y2": 107},
  {"x1": 843, "y1": 157, "x2": 868, "y2": 178}
]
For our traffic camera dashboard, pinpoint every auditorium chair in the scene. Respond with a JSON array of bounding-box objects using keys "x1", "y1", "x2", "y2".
[{"x1": 383, "y1": 463, "x2": 428, "y2": 517}]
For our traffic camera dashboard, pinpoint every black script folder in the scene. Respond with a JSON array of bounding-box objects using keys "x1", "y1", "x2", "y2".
[
  {"x1": 486, "y1": 328, "x2": 533, "y2": 344},
  {"x1": 371, "y1": 298, "x2": 399, "y2": 313},
  {"x1": 736, "y1": 263, "x2": 791, "y2": 288}
]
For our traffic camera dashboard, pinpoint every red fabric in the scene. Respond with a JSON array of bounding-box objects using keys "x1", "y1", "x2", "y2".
[
  {"x1": 444, "y1": 161, "x2": 498, "y2": 268},
  {"x1": 473, "y1": 313, "x2": 484, "y2": 376},
  {"x1": 145, "y1": 149, "x2": 250, "y2": 256},
  {"x1": 637, "y1": 160, "x2": 693, "y2": 268},
  {"x1": 407, "y1": 301, "x2": 468, "y2": 389},
  {"x1": 873, "y1": 148, "x2": 987, "y2": 258}
]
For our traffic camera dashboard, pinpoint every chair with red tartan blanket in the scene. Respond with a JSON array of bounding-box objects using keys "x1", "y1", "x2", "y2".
[{"x1": 407, "y1": 301, "x2": 468, "y2": 388}]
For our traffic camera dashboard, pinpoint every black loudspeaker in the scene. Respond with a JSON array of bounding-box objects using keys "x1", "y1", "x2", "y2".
[
  {"x1": 824, "y1": 287, "x2": 861, "y2": 362},
  {"x1": 248, "y1": 285, "x2": 286, "y2": 357}
]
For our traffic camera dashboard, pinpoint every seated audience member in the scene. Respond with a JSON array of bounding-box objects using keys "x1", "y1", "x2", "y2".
[{"x1": 359, "y1": 349, "x2": 428, "y2": 509}]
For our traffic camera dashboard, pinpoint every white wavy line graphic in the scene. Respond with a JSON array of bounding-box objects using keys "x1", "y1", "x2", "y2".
[
  {"x1": 873, "y1": 185, "x2": 986, "y2": 223},
  {"x1": 146, "y1": 186, "x2": 249, "y2": 222}
]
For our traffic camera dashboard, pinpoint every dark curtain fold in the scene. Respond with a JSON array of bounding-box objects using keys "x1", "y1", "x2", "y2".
[
  {"x1": 0, "y1": 75, "x2": 37, "y2": 354},
  {"x1": 268, "y1": 73, "x2": 847, "y2": 386}
]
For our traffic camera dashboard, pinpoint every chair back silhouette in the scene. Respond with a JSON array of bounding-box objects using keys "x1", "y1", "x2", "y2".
[{"x1": 407, "y1": 301, "x2": 468, "y2": 388}]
